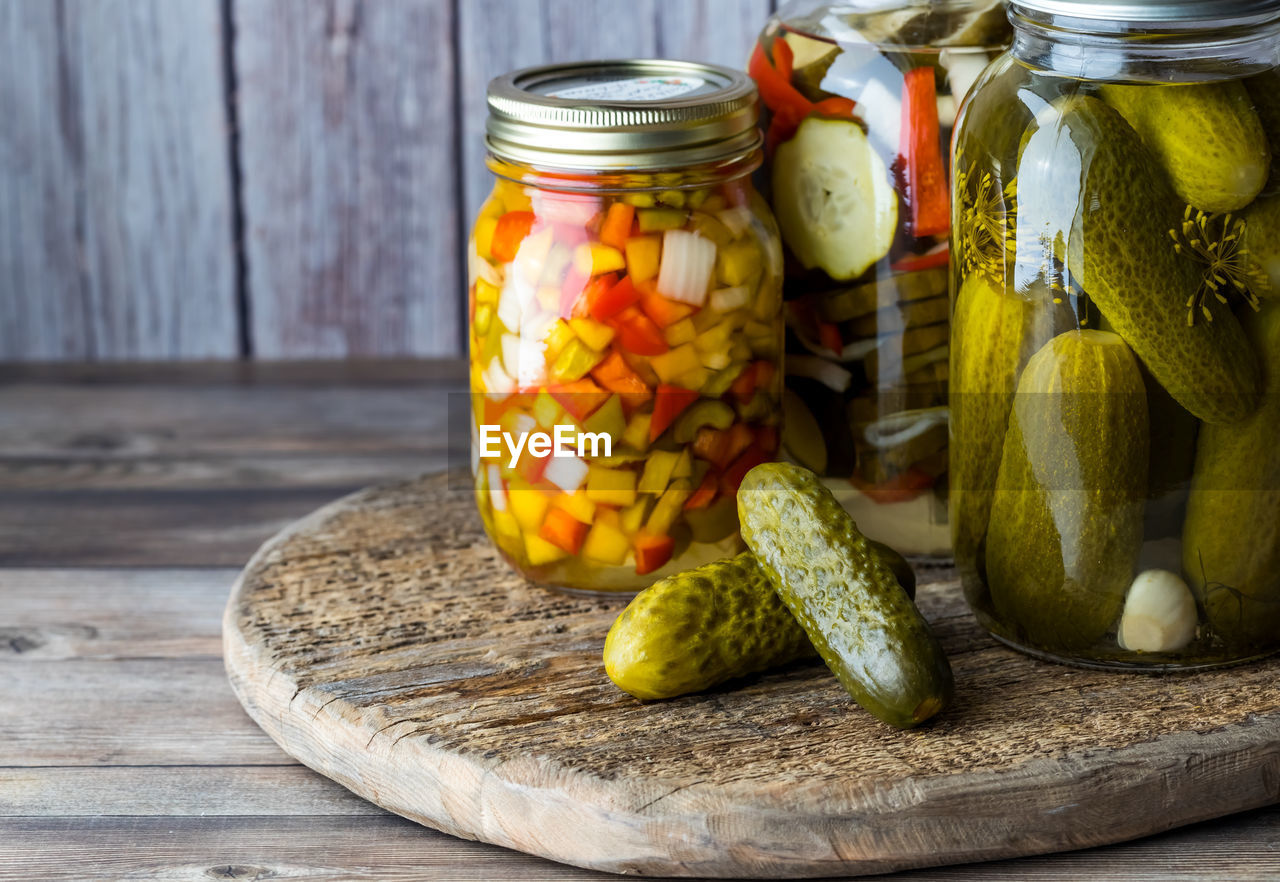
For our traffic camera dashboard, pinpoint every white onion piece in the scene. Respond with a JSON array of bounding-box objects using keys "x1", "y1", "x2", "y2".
[
  {"x1": 657, "y1": 230, "x2": 716, "y2": 306},
  {"x1": 862, "y1": 406, "x2": 949, "y2": 450},
  {"x1": 787, "y1": 355, "x2": 853, "y2": 393}
]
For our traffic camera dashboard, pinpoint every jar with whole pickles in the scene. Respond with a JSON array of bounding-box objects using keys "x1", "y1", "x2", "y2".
[
  {"x1": 470, "y1": 61, "x2": 785, "y2": 594},
  {"x1": 951, "y1": 0, "x2": 1280, "y2": 667},
  {"x1": 751, "y1": 0, "x2": 1012, "y2": 556}
]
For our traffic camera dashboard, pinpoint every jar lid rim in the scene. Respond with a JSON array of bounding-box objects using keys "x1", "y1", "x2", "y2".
[
  {"x1": 485, "y1": 59, "x2": 761, "y2": 171},
  {"x1": 1010, "y1": 0, "x2": 1280, "y2": 25}
]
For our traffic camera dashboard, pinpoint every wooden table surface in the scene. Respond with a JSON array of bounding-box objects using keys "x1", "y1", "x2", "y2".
[{"x1": 3, "y1": 362, "x2": 1279, "y2": 882}]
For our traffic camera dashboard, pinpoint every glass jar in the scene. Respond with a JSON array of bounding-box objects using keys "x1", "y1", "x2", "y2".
[
  {"x1": 470, "y1": 61, "x2": 785, "y2": 594},
  {"x1": 951, "y1": 0, "x2": 1280, "y2": 668},
  {"x1": 751, "y1": 1, "x2": 1012, "y2": 557}
]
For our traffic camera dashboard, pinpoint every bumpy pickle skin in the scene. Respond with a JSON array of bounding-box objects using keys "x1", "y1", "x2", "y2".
[
  {"x1": 985, "y1": 330, "x2": 1149, "y2": 651},
  {"x1": 1016, "y1": 95, "x2": 1260, "y2": 425},
  {"x1": 737, "y1": 463, "x2": 953, "y2": 729},
  {"x1": 604, "y1": 553, "x2": 814, "y2": 700},
  {"x1": 1183, "y1": 304, "x2": 1280, "y2": 649},
  {"x1": 1243, "y1": 194, "x2": 1280, "y2": 295},
  {"x1": 603, "y1": 541, "x2": 916, "y2": 701},
  {"x1": 1244, "y1": 72, "x2": 1280, "y2": 195},
  {"x1": 1100, "y1": 82, "x2": 1270, "y2": 214}
]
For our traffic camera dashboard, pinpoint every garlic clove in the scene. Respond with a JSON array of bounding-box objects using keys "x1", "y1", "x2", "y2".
[{"x1": 1118, "y1": 569, "x2": 1198, "y2": 653}]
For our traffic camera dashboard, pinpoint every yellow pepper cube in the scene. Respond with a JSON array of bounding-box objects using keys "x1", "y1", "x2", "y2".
[
  {"x1": 552, "y1": 492, "x2": 596, "y2": 524},
  {"x1": 581, "y1": 520, "x2": 630, "y2": 566},
  {"x1": 647, "y1": 479, "x2": 694, "y2": 536},
  {"x1": 664, "y1": 318, "x2": 697, "y2": 347},
  {"x1": 582, "y1": 394, "x2": 626, "y2": 444},
  {"x1": 672, "y1": 448, "x2": 694, "y2": 479},
  {"x1": 585, "y1": 465, "x2": 638, "y2": 507},
  {"x1": 621, "y1": 412, "x2": 652, "y2": 452},
  {"x1": 474, "y1": 303, "x2": 493, "y2": 337},
  {"x1": 473, "y1": 215, "x2": 498, "y2": 260},
  {"x1": 620, "y1": 497, "x2": 654, "y2": 534},
  {"x1": 542, "y1": 319, "x2": 576, "y2": 361},
  {"x1": 650, "y1": 343, "x2": 702, "y2": 384},
  {"x1": 638, "y1": 450, "x2": 681, "y2": 495},
  {"x1": 637, "y1": 208, "x2": 687, "y2": 232},
  {"x1": 625, "y1": 235, "x2": 662, "y2": 283},
  {"x1": 532, "y1": 392, "x2": 564, "y2": 431},
  {"x1": 475, "y1": 278, "x2": 500, "y2": 305},
  {"x1": 492, "y1": 509, "x2": 521, "y2": 540},
  {"x1": 694, "y1": 319, "x2": 735, "y2": 353},
  {"x1": 717, "y1": 237, "x2": 763, "y2": 287},
  {"x1": 525, "y1": 533, "x2": 568, "y2": 566},
  {"x1": 551, "y1": 339, "x2": 607, "y2": 383},
  {"x1": 569, "y1": 317, "x2": 616, "y2": 351},
  {"x1": 573, "y1": 243, "x2": 626, "y2": 277},
  {"x1": 678, "y1": 365, "x2": 709, "y2": 391},
  {"x1": 508, "y1": 485, "x2": 550, "y2": 533}
]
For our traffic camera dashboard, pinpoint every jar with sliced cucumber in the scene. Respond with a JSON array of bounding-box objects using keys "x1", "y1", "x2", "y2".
[
  {"x1": 950, "y1": 0, "x2": 1280, "y2": 668},
  {"x1": 751, "y1": 1, "x2": 1011, "y2": 557},
  {"x1": 470, "y1": 61, "x2": 785, "y2": 594}
]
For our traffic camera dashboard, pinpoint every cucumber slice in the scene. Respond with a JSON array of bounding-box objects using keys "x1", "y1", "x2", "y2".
[{"x1": 772, "y1": 117, "x2": 898, "y2": 281}]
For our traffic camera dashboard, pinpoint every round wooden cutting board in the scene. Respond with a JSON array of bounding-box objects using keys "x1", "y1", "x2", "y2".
[{"x1": 223, "y1": 470, "x2": 1280, "y2": 878}]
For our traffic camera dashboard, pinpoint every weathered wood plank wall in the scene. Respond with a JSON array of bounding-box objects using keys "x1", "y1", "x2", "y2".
[
  {"x1": 0, "y1": 0, "x2": 239, "y2": 360},
  {"x1": 0, "y1": 0, "x2": 776, "y2": 362}
]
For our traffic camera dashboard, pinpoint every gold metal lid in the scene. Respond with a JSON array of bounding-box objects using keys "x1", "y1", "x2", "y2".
[{"x1": 486, "y1": 60, "x2": 761, "y2": 171}]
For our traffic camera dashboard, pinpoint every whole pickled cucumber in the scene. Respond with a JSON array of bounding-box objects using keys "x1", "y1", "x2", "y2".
[
  {"x1": 1243, "y1": 194, "x2": 1280, "y2": 295},
  {"x1": 604, "y1": 542, "x2": 915, "y2": 700},
  {"x1": 1100, "y1": 82, "x2": 1270, "y2": 213},
  {"x1": 1182, "y1": 304, "x2": 1280, "y2": 649},
  {"x1": 1017, "y1": 95, "x2": 1261, "y2": 425},
  {"x1": 1244, "y1": 71, "x2": 1280, "y2": 194},
  {"x1": 604, "y1": 553, "x2": 812, "y2": 701},
  {"x1": 986, "y1": 331, "x2": 1149, "y2": 651},
  {"x1": 738, "y1": 463, "x2": 953, "y2": 729},
  {"x1": 949, "y1": 274, "x2": 1063, "y2": 573}
]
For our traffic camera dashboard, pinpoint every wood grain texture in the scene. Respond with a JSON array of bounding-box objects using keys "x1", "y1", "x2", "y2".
[
  {"x1": 458, "y1": 0, "x2": 773, "y2": 230},
  {"x1": 5, "y1": 810, "x2": 1280, "y2": 882},
  {"x1": 0, "y1": 0, "x2": 237, "y2": 361},
  {"x1": 235, "y1": 0, "x2": 462, "y2": 359},
  {"x1": 0, "y1": 367, "x2": 465, "y2": 564},
  {"x1": 225, "y1": 470, "x2": 1280, "y2": 878}
]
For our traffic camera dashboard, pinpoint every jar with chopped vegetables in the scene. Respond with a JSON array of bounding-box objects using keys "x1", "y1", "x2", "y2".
[
  {"x1": 471, "y1": 61, "x2": 785, "y2": 593},
  {"x1": 751, "y1": 1, "x2": 1010, "y2": 556}
]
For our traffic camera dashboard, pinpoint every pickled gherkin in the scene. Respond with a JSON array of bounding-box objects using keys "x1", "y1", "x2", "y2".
[
  {"x1": 1183, "y1": 305, "x2": 1280, "y2": 649},
  {"x1": 1100, "y1": 82, "x2": 1270, "y2": 213},
  {"x1": 604, "y1": 542, "x2": 916, "y2": 700},
  {"x1": 738, "y1": 463, "x2": 952, "y2": 728},
  {"x1": 604, "y1": 553, "x2": 811, "y2": 700},
  {"x1": 985, "y1": 331, "x2": 1149, "y2": 651},
  {"x1": 949, "y1": 273, "x2": 1063, "y2": 574},
  {"x1": 1016, "y1": 95, "x2": 1260, "y2": 426}
]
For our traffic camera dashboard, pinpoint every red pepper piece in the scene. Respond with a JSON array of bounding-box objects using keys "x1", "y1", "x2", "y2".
[
  {"x1": 570, "y1": 272, "x2": 617, "y2": 318},
  {"x1": 649, "y1": 385, "x2": 700, "y2": 441},
  {"x1": 683, "y1": 472, "x2": 719, "y2": 511},
  {"x1": 851, "y1": 466, "x2": 936, "y2": 504},
  {"x1": 818, "y1": 321, "x2": 843, "y2": 355},
  {"x1": 612, "y1": 305, "x2": 668, "y2": 356},
  {"x1": 899, "y1": 67, "x2": 950, "y2": 238},
  {"x1": 720, "y1": 443, "x2": 771, "y2": 498},
  {"x1": 639, "y1": 289, "x2": 695, "y2": 328},
  {"x1": 588, "y1": 275, "x2": 641, "y2": 321},
  {"x1": 591, "y1": 351, "x2": 653, "y2": 412},
  {"x1": 549, "y1": 378, "x2": 609, "y2": 421},
  {"x1": 490, "y1": 211, "x2": 537, "y2": 263},
  {"x1": 540, "y1": 507, "x2": 590, "y2": 555},
  {"x1": 810, "y1": 96, "x2": 858, "y2": 120},
  {"x1": 749, "y1": 41, "x2": 813, "y2": 121},
  {"x1": 891, "y1": 246, "x2": 951, "y2": 273},
  {"x1": 633, "y1": 531, "x2": 675, "y2": 575}
]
